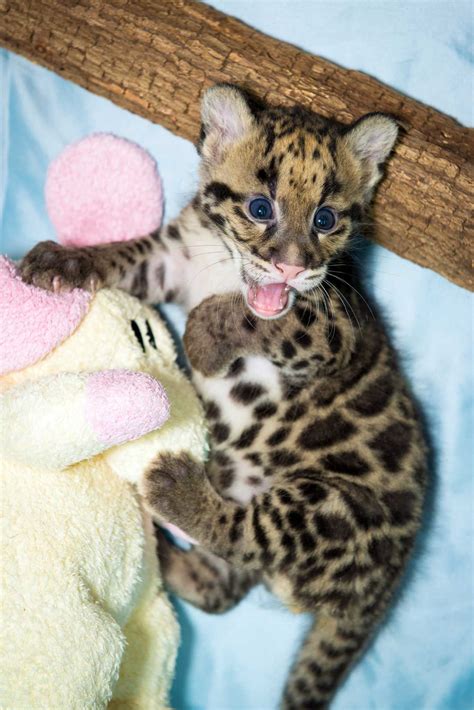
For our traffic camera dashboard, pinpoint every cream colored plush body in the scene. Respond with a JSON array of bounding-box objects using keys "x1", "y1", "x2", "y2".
[{"x1": 0, "y1": 286, "x2": 207, "y2": 709}]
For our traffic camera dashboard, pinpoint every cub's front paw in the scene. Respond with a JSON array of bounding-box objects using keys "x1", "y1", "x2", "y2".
[
  {"x1": 184, "y1": 294, "x2": 242, "y2": 377},
  {"x1": 142, "y1": 452, "x2": 209, "y2": 533},
  {"x1": 20, "y1": 240, "x2": 104, "y2": 292}
]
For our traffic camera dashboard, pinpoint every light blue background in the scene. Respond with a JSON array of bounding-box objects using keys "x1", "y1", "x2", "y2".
[{"x1": 1, "y1": 2, "x2": 473, "y2": 708}]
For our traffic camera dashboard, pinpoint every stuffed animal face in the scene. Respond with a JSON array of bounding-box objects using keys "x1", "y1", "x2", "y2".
[
  {"x1": 2, "y1": 282, "x2": 176, "y2": 388},
  {"x1": 0, "y1": 258, "x2": 207, "y2": 479}
]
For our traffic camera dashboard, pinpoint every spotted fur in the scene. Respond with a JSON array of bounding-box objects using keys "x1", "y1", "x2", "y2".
[{"x1": 20, "y1": 85, "x2": 427, "y2": 709}]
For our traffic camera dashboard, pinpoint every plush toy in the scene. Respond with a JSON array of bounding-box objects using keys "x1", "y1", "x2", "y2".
[{"x1": 0, "y1": 135, "x2": 208, "y2": 709}]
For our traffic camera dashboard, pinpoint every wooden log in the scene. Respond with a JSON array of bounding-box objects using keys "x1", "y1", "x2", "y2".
[{"x1": 0, "y1": 0, "x2": 472, "y2": 290}]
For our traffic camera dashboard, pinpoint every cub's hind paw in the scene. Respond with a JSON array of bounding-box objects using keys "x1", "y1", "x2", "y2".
[
  {"x1": 142, "y1": 452, "x2": 208, "y2": 530},
  {"x1": 20, "y1": 240, "x2": 103, "y2": 293}
]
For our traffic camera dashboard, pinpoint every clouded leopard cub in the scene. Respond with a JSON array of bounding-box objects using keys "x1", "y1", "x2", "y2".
[{"x1": 21, "y1": 85, "x2": 427, "y2": 708}]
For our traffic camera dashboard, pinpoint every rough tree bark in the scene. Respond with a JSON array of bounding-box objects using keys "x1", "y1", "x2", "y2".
[{"x1": 0, "y1": 0, "x2": 472, "y2": 290}]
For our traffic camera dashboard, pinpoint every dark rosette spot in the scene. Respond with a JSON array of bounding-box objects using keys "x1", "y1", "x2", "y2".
[
  {"x1": 382, "y1": 489, "x2": 418, "y2": 526},
  {"x1": 369, "y1": 421, "x2": 412, "y2": 472},
  {"x1": 322, "y1": 450, "x2": 370, "y2": 476},
  {"x1": 315, "y1": 513, "x2": 353, "y2": 541},
  {"x1": 298, "y1": 413, "x2": 355, "y2": 449},
  {"x1": 348, "y1": 374, "x2": 395, "y2": 417},
  {"x1": 230, "y1": 381, "x2": 266, "y2": 404}
]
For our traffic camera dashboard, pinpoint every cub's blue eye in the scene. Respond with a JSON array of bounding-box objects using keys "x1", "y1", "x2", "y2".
[
  {"x1": 314, "y1": 207, "x2": 337, "y2": 232},
  {"x1": 249, "y1": 197, "x2": 274, "y2": 221}
]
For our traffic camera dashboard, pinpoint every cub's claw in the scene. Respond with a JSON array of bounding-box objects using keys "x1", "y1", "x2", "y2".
[{"x1": 20, "y1": 240, "x2": 104, "y2": 293}]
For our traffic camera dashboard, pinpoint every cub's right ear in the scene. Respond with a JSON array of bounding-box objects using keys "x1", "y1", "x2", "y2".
[
  {"x1": 342, "y1": 113, "x2": 400, "y2": 195},
  {"x1": 199, "y1": 84, "x2": 256, "y2": 165}
]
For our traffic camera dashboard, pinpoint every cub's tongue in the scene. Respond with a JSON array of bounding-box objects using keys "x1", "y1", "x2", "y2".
[{"x1": 248, "y1": 283, "x2": 289, "y2": 317}]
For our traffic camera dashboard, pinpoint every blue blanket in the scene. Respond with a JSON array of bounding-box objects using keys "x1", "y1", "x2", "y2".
[{"x1": 1, "y1": 2, "x2": 472, "y2": 707}]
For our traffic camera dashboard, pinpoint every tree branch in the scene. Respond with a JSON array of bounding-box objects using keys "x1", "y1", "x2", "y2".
[{"x1": 1, "y1": 0, "x2": 472, "y2": 289}]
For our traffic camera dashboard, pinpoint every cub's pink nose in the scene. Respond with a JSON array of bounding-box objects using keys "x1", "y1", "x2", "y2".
[{"x1": 275, "y1": 262, "x2": 305, "y2": 282}]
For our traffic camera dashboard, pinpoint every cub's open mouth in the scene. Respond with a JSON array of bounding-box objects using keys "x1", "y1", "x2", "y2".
[{"x1": 247, "y1": 283, "x2": 294, "y2": 319}]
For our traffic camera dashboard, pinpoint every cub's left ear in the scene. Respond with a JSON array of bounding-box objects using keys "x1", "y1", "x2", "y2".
[{"x1": 343, "y1": 113, "x2": 399, "y2": 191}]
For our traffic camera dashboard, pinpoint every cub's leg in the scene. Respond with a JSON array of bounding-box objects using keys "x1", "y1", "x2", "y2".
[
  {"x1": 19, "y1": 225, "x2": 188, "y2": 305},
  {"x1": 184, "y1": 292, "x2": 356, "y2": 379},
  {"x1": 156, "y1": 528, "x2": 259, "y2": 613},
  {"x1": 145, "y1": 454, "x2": 416, "y2": 710}
]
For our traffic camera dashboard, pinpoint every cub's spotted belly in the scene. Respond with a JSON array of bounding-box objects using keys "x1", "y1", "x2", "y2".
[{"x1": 193, "y1": 355, "x2": 283, "y2": 504}]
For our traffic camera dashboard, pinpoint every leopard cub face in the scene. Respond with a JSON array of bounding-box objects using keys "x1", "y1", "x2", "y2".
[{"x1": 197, "y1": 85, "x2": 398, "y2": 319}]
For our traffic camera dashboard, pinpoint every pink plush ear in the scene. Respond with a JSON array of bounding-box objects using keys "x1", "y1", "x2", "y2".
[
  {"x1": 0, "y1": 257, "x2": 91, "y2": 375},
  {"x1": 46, "y1": 134, "x2": 163, "y2": 247}
]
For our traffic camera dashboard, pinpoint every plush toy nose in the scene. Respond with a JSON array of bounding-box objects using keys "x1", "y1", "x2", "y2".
[
  {"x1": 86, "y1": 370, "x2": 170, "y2": 447},
  {"x1": 274, "y1": 262, "x2": 305, "y2": 281}
]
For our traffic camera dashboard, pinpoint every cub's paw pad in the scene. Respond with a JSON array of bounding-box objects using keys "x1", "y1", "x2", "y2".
[{"x1": 20, "y1": 241, "x2": 103, "y2": 292}]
